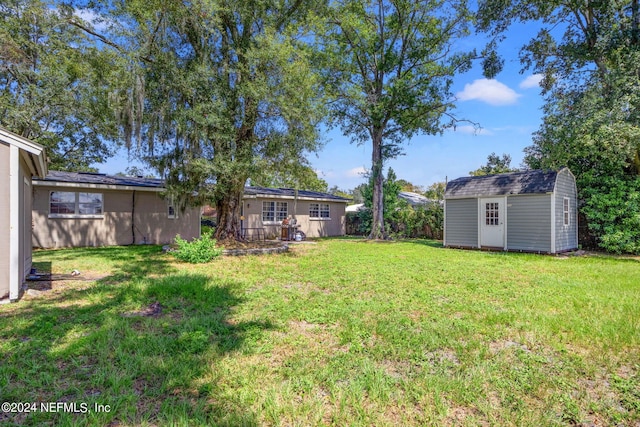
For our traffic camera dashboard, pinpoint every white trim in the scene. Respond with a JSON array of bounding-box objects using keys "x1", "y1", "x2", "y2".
[
  {"x1": 309, "y1": 218, "x2": 332, "y2": 221},
  {"x1": 34, "y1": 180, "x2": 164, "y2": 192},
  {"x1": 49, "y1": 190, "x2": 104, "y2": 217},
  {"x1": 563, "y1": 197, "x2": 570, "y2": 227},
  {"x1": 550, "y1": 193, "x2": 556, "y2": 254},
  {"x1": 9, "y1": 145, "x2": 20, "y2": 301},
  {"x1": 503, "y1": 196, "x2": 508, "y2": 250},
  {"x1": 48, "y1": 214, "x2": 105, "y2": 219},
  {"x1": 443, "y1": 199, "x2": 447, "y2": 246},
  {"x1": 477, "y1": 198, "x2": 481, "y2": 248},
  {"x1": 167, "y1": 197, "x2": 177, "y2": 219},
  {"x1": 0, "y1": 127, "x2": 47, "y2": 177},
  {"x1": 479, "y1": 197, "x2": 506, "y2": 249}
]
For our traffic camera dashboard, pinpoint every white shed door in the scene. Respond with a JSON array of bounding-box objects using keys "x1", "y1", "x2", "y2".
[{"x1": 480, "y1": 198, "x2": 505, "y2": 248}]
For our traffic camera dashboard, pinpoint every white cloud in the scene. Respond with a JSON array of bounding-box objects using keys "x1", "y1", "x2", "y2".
[
  {"x1": 456, "y1": 79, "x2": 521, "y2": 106},
  {"x1": 519, "y1": 74, "x2": 543, "y2": 89},
  {"x1": 453, "y1": 125, "x2": 493, "y2": 136},
  {"x1": 345, "y1": 166, "x2": 368, "y2": 177},
  {"x1": 74, "y1": 9, "x2": 110, "y2": 31}
]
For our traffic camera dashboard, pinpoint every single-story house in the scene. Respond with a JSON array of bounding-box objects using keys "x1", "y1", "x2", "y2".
[
  {"x1": 32, "y1": 171, "x2": 200, "y2": 248},
  {"x1": 0, "y1": 128, "x2": 47, "y2": 301},
  {"x1": 444, "y1": 168, "x2": 578, "y2": 254},
  {"x1": 241, "y1": 186, "x2": 350, "y2": 239}
]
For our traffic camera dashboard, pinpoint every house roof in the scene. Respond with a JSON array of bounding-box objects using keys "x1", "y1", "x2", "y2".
[
  {"x1": 244, "y1": 186, "x2": 350, "y2": 203},
  {"x1": 34, "y1": 171, "x2": 165, "y2": 191},
  {"x1": 35, "y1": 172, "x2": 352, "y2": 202},
  {"x1": 0, "y1": 127, "x2": 48, "y2": 177},
  {"x1": 445, "y1": 169, "x2": 560, "y2": 199},
  {"x1": 399, "y1": 191, "x2": 435, "y2": 206}
]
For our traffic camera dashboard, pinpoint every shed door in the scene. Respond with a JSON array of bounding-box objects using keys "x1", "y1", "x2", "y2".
[{"x1": 480, "y1": 198, "x2": 505, "y2": 248}]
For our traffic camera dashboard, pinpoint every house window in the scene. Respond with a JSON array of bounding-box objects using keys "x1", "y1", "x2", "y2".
[
  {"x1": 485, "y1": 202, "x2": 499, "y2": 226},
  {"x1": 563, "y1": 197, "x2": 570, "y2": 226},
  {"x1": 262, "y1": 201, "x2": 288, "y2": 222},
  {"x1": 50, "y1": 191, "x2": 103, "y2": 217},
  {"x1": 310, "y1": 203, "x2": 330, "y2": 219},
  {"x1": 168, "y1": 198, "x2": 177, "y2": 219}
]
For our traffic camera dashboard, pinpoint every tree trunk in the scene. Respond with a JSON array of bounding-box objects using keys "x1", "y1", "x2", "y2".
[
  {"x1": 369, "y1": 130, "x2": 385, "y2": 239},
  {"x1": 215, "y1": 178, "x2": 245, "y2": 242}
]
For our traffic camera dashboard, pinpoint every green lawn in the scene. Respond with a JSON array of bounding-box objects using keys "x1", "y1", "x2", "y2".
[{"x1": 1, "y1": 240, "x2": 639, "y2": 426}]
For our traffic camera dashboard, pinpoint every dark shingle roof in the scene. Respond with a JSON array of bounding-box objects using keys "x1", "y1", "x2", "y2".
[
  {"x1": 36, "y1": 171, "x2": 165, "y2": 188},
  {"x1": 244, "y1": 186, "x2": 350, "y2": 202},
  {"x1": 37, "y1": 172, "x2": 351, "y2": 202},
  {"x1": 445, "y1": 169, "x2": 559, "y2": 198}
]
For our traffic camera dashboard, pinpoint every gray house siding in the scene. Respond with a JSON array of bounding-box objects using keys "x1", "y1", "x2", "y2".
[
  {"x1": 506, "y1": 195, "x2": 552, "y2": 252},
  {"x1": 554, "y1": 169, "x2": 579, "y2": 252},
  {"x1": 445, "y1": 198, "x2": 478, "y2": 247}
]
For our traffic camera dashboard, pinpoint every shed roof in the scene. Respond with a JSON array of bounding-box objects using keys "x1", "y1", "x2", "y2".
[
  {"x1": 445, "y1": 169, "x2": 560, "y2": 199},
  {"x1": 244, "y1": 186, "x2": 350, "y2": 202},
  {"x1": 0, "y1": 127, "x2": 48, "y2": 177}
]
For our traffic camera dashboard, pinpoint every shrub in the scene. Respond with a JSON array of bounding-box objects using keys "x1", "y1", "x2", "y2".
[
  {"x1": 581, "y1": 176, "x2": 640, "y2": 254},
  {"x1": 172, "y1": 230, "x2": 223, "y2": 263}
]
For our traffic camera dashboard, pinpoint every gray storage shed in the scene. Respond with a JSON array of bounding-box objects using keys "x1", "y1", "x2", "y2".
[{"x1": 444, "y1": 168, "x2": 578, "y2": 254}]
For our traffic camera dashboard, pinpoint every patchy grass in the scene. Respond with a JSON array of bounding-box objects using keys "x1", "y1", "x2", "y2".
[{"x1": 1, "y1": 240, "x2": 639, "y2": 426}]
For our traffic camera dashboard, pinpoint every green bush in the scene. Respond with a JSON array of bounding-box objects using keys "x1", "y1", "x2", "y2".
[
  {"x1": 582, "y1": 176, "x2": 640, "y2": 254},
  {"x1": 172, "y1": 230, "x2": 223, "y2": 263}
]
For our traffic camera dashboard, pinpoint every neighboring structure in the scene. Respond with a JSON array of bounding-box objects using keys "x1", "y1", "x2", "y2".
[
  {"x1": 398, "y1": 191, "x2": 439, "y2": 207},
  {"x1": 0, "y1": 128, "x2": 47, "y2": 301},
  {"x1": 444, "y1": 168, "x2": 578, "y2": 254},
  {"x1": 241, "y1": 186, "x2": 350, "y2": 238},
  {"x1": 345, "y1": 193, "x2": 437, "y2": 214},
  {"x1": 32, "y1": 171, "x2": 200, "y2": 248}
]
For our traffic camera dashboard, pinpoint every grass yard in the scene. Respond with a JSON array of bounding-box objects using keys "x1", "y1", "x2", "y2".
[{"x1": 1, "y1": 239, "x2": 639, "y2": 426}]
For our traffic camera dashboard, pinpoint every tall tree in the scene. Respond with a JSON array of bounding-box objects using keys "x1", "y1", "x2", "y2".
[
  {"x1": 251, "y1": 162, "x2": 329, "y2": 192},
  {"x1": 320, "y1": 0, "x2": 476, "y2": 239},
  {"x1": 478, "y1": 0, "x2": 640, "y2": 252},
  {"x1": 469, "y1": 152, "x2": 517, "y2": 176},
  {"x1": 86, "y1": 0, "x2": 324, "y2": 242},
  {"x1": 0, "y1": 0, "x2": 116, "y2": 170}
]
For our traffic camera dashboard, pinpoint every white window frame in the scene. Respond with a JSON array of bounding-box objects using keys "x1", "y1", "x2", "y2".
[
  {"x1": 168, "y1": 197, "x2": 177, "y2": 219},
  {"x1": 309, "y1": 202, "x2": 331, "y2": 220},
  {"x1": 49, "y1": 191, "x2": 104, "y2": 219},
  {"x1": 563, "y1": 197, "x2": 570, "y2": 227},
  {"x1": 262, "y1": 201, "x2": 288, "y2": 223}
]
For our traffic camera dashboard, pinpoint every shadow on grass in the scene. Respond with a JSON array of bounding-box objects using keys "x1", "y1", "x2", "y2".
[
  {"x1": 34, "y1": 245, "x2": 177, "y2": 284},
  {"x1": 0, "y1": 272, "x2": 271, "y2": 426}
]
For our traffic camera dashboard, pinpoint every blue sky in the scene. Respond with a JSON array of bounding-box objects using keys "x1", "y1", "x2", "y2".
[{"x1": 96, "y1": 23, "x2": 544, "y2": 192}]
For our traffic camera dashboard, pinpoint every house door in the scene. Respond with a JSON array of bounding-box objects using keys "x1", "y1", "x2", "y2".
[{"x1": 480, "y1": 198, "x2": 505, "y2": 248}]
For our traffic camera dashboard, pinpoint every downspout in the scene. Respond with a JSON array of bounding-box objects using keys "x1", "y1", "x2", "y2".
[{"x1": 131, "y1": 190, "x2": 136, "y2": 245}]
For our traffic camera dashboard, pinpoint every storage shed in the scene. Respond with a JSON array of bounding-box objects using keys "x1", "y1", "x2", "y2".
[
  {"x1": 0, "y1": 128, "x2": 47, "y2": 301},
  {"x1": 444, "y1": 168, "x2": 578, "y2": 254}
]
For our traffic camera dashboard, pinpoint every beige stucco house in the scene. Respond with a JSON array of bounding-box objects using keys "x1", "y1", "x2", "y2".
[
  {"x1": 0, "y1": 128, "x2": 47, "y2": 301},
  {"x1": 32, "y1": 171, "x2": 200, "y2": 248},
  {"x1": 241, "y1": 186, "x2": 349, "y2": 239}
]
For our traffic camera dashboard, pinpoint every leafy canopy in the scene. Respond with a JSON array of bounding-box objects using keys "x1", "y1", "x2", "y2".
[{"x1": 0, "y1": 0, "x2": 117, "y2": 170}]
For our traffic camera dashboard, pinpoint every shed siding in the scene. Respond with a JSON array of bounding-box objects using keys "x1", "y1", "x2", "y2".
[
  {"x1": 32, "y1": 186, "x2": 200, "y2": 248},
  {"x1": 554, "y1": 169, "x2": 578, "y2": 252},
  {"x1": 0, "y1": 142, "x2": 10, "y2": 298},
  {"x1": 445, "y1": 198, "x2": 478, "y2": 247},
  {"x1": 506, "y1": 194, "x2": 552, "y2": 252},
  {"x1": 19, "y1": 155, "x2": 32, "y2": 280}
]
